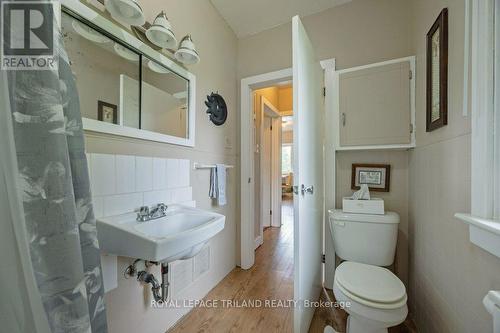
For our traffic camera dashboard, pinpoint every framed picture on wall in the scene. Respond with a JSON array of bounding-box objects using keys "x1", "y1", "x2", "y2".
[
  {"x1": 426, "y1": 8, "x2": 448, "y2": 132},
  {"x1": 351, "y1": 164, "x2": 391, "y2": 192},
  {"x1": 97, "y1": 100, "x2": 118, "y2": 124}
]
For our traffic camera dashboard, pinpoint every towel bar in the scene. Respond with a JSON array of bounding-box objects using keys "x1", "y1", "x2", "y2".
[{"x1": 193, "y1": 163, "x2": 234, "y2": 170}]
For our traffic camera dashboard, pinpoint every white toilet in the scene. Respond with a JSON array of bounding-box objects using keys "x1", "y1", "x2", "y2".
[{"x1": 329, "y1": 209, "x2": 408, "y2": 333}]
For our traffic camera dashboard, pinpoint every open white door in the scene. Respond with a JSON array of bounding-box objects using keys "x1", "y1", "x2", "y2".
[{"x1": 292, "y1": 16, "x2": 324, "y2": 333}]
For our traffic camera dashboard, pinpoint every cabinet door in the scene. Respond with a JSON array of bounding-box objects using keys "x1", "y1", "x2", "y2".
[{"x1": 339, "y1": 61, "x2": 411, "y2": 146}]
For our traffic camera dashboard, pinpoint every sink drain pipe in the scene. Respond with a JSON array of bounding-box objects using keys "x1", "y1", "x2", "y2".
[
  {"x1": 126, "y1": 260, "x2": 170, "y2": 302},
  {"x1": 137, "y1": 270, "x2": 162, "y2": 301}
]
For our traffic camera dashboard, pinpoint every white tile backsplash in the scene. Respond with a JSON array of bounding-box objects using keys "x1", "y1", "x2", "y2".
[
  {"x1": 91, "y1": 154, "x2": 115, "y2": 196},
  {"x1": 193, "y1": 246, "x2": 210, "y2": 280},
  {"x1": 115, "y1": 155, "x2": 136, "y2": 194},
  {"x1": 89, "y1": 153, "x2": 192, "y2": 217},
  {"x1": 103, "y1": 193, "x2": 143, "y2": 217},
  {"x1": 170, "y1": 259, "x2": 194, "y2": 298},
  {"x1": 143, "y1": 190, "x2": 172, "y2": 207},
  {"x1": 172, "y1": 187, "x2": 192, "y2": 203},
  {"x1": 135, "y1": 157, "x2": 153, "y2": 192},
  {"x1": 153, "y1": 158, "x2": 167, "y2": 190},
  {"x1": 177, "y1": 159, "x2": 190, "y2": 187},
  {"x1": 166, "y1": 159, "x2": 179, "y2": 188}
]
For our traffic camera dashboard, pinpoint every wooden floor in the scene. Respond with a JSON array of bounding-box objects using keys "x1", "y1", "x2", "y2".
[{"x1": 169, "y1": 199, "x2": 294, "y2": 333}]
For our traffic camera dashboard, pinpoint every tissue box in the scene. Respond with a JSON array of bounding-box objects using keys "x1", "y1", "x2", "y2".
[{"x1": 342, "y1": 197, "x2": 385, "y2": 215}]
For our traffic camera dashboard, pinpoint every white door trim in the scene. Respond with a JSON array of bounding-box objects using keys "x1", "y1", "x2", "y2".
[
  {"x1": 259, "y1": 97, "x2": 282, "y2": 243},
  {"x1": 320, "y1": 58, "x2": 337, "y2": 289},
  {"x1": 240, "y1": 68, "x2": 292, "y2": 269},
  {"x1": 272, "y1": 116, "x2": 283, "y2": 228}
]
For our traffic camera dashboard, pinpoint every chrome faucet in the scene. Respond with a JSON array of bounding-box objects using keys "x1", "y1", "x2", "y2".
[{"x1": 136, "y1": 203, "x2": 168, "y2": 222}]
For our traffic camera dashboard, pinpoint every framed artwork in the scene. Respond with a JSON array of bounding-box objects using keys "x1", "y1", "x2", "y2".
[
  {"x1": 97, "y1": 100, "x2": 118, "y2": 124},
  {"x1": 426, "y1": 8, "x2": 448, "y2": 132},
  {"x1": 351, "y1": 164, "x2": 391, "y2": 192}
]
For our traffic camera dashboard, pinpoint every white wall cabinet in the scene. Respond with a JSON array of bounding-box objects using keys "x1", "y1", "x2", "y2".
[{"x1": 334, "y1": 57, "x2": 415, "y2": 150}]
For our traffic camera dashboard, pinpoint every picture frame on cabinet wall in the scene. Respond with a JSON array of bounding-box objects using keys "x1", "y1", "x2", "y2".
[
  {"x1": 97, "y1": 100, "x2": 118, "y2": 124},
  {"x1": 426, "y1": 8, "x2": 448, "y2": 132},
  {"x1": 351, "y1": 163, "x2": 391, "y2": 192}
]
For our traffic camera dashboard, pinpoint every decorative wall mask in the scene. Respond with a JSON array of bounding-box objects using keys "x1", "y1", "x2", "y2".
[{"x1": 205, "y1": 92, "x2": 227, "y2": 126}]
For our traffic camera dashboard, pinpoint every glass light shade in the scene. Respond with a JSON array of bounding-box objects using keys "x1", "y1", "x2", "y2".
[
  {"x1": 145, "y1": 11, "x2": 177, "y2": 49},
  {"x1": 147, "y1": 60, "x2": 170, "y2": 74},
  {"x1": 174, "y1": 35, "x2": 200, "y2": 65},
  {"x1": 113, "y1": 43, "x2": 139, "y2": 62},
  {"x1": 72, "y1": 20, "x2": 111, "y2": 43},
  {"x1": 105, "y1": 0, "x2": 145, "y2": 26}
]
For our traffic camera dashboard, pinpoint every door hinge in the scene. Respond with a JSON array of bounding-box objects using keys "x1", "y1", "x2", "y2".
[
  {"x1": 410, "y1": 123, "x2": 414, "y2": 133},
  {"x1": 323, "y1": 87, "x2": 326, "y2": 97},
  {"x1": 270, "y1": 125, "x2": 272, "y2": 130},
  {"x1": 409, "y1": 70, "x2": 413, "y2": 80},
  {"x1": 270, "y1": 209, "x2": 272, "y2": 215},
  {"x1": 321, "y1": 254, "x2": 326, "y2": 263}
]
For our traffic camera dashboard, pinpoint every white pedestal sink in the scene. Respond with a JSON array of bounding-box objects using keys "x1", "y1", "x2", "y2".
[{"x1": 96, "y1": 205, "x2": 225, "y2": 263}]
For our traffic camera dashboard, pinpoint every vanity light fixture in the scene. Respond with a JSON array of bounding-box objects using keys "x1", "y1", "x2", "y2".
[
  {"x1": 174, "y1": 35, "x2": 200, "y2": 65},
  {"x1": 145, "y1": 11, "x2": 177, "y2": 49},
  {"x1": 104, "y1": 0, "x2": 145, "y2": 26}
]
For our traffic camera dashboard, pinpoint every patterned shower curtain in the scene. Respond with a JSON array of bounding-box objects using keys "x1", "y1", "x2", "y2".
[{"x1": 4, "y1": 2, "x2": 108, "y2": 332}]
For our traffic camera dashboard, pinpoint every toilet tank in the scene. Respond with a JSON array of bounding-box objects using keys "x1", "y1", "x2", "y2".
[{"x1": 328, "y1": 209, "x2": 399, "y2": 266}]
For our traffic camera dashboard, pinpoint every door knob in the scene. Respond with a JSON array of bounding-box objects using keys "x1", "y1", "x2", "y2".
[{"x1": 301, "y1": 184, "x2": 314, "y2": 195}]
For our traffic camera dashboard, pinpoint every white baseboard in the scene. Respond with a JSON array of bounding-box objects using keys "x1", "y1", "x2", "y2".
[{"x1": 254, "y1": 235, "x2": 263, "y2": 249}]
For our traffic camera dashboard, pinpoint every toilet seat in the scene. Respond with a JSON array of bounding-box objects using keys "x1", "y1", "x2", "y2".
[{"x1": 334, "y1": 261, "x2": 407, "y2": 310}]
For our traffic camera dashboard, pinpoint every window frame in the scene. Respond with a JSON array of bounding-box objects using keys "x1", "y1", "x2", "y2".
[
  {"x1": 456, "y1": 0, "x2": 500, "y2": 259},
  {"x1": 281, "y1": 143, "x2": 293, "y2": 175},
  {"x1": 470, "y1": 0, "x2": 498, "y2": 219}
]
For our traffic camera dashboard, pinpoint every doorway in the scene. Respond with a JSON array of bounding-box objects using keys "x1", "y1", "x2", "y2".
[{"x1": 253, "y1": 85, "x2": 292, "y2": 249}]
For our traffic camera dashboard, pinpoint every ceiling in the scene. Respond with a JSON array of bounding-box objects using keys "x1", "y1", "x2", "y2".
[{"x1": 210, "y1": 0, "x2": 352, "y2": 38}]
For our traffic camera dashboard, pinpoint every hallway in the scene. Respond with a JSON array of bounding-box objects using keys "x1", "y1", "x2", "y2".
[{"x1": 169, "y1": 200, "x2": 294, "y2": 332}]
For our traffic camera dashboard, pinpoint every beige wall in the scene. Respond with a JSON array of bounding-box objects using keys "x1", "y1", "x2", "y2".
[
  {"x1": 82, "y1": 1, "x2": 238, "y2": 332},
  {"x1": 237, "y1": 0, "x2": 412, "y2": 79},
  {"x1": 335, "y1": 150, "x2": 409, "y2": 287},
  {"x1": 408, "y1": 0, "x2": 500, "y2": 332}
]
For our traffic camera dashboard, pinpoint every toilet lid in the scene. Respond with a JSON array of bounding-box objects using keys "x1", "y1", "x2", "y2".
[{"x1": 335, "y1": 261, "x2": 406, "y2": 305}]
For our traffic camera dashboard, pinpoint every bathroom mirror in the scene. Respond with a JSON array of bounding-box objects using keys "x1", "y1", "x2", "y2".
[
  {"x1": 62, "y1": 13, "x2": 141, "y2": 129},
  {"x1": 60, "y1": 1, "x2": 196, "y2": 146},
  {"x1": 141, "y1": 59, "x2": 189, "y2": 138}
]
